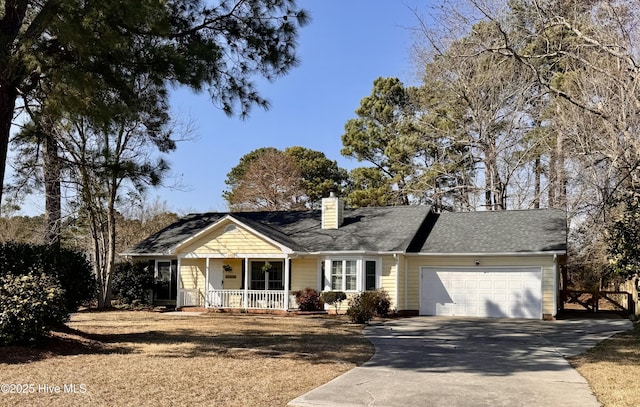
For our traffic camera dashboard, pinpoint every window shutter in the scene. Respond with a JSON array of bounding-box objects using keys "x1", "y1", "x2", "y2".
[
  {"x1": 240, "y1": 260, "x2": 245, "y2": 289},
  {"x1": 365, "y1": 260, "x2": 376, "y2": 291},
  {"x1": 288, "y1": 259, "x2": 292, "y2": 290}
]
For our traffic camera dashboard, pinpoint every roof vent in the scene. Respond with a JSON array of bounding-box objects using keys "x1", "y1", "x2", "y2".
[{"x1": 321, "y1": 192, "x2": 344, "y2": 229}]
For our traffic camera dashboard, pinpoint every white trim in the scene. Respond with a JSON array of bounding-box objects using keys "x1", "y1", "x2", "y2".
[
  {"x1": 243, "y1": 257, "x2": 249, "y2": 309},
  {"x1": 174, "y1": 215, "x2": 294, "y2": 255},
  {"x1": 121, "y1": 252, "x2": 169, "y2": 257},
  {"x1": 204, "y1": 257, "x2": 210, "y2": 307},
  {"x1": 180, "y1": 252, "x2": 290, "y2": 259},
  {"x1": 284, "y1": 258, "x2": 290, "y2": 310},
  {"x1": 306, "y1": 251, "x2": 404, "y2": 256},
  {"x1": 176, "y1": 257, "x2": 182, "y2": 308},
  {"x1": 413, "y1": 251, "x2": 566, "y2": 257}
]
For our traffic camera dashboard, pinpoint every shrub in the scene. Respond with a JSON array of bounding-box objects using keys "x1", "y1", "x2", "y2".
[
  {"x1": 0, "y1": 242, "x2": 96, "y2": 311},
  {"x1": 0, "y1": 272, "x2": 69, "y2": 345},
  {"x1": 112, "y1": 261, "x2": 155, "y2": 305},
  {"x1": 346, "y1": 292, "x2": 375, "y2": 324},
  {"x1": 346, "y1": 290, "x2": 392, "y2": 324},
  {"x1": 369, "y1": 289, "x2": 391, "y2": 317},
  {"x1": 294, "y1": 287, "x2": 324, "y2": 311},
  {"x1": 320, "y1": 291, "x2": 347, "y2": 314}
]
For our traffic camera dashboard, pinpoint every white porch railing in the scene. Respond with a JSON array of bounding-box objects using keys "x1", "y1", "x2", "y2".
[
  {"x1": 179, "y1": 288, "x2": 200, "y2": 307},
  {"x1": 206, "y1": 289, "x2": 286, "y2": 310}
]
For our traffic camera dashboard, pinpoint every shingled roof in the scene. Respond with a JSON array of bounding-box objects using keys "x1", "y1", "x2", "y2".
[
  {"x1": 418, "y1": 209, "x2": 567, "y2": 254},
  {"x1": 124, "y1": 205, "x2": 433, "y2": 255}
]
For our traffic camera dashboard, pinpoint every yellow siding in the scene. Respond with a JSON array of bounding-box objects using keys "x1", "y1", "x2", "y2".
[
  {"x1": 291, "y1": 258, "x2": 319, "y2": 291},
  {"x1": 395, "y1": 255, "x2": 407, "y2": 312},
  {"x1": 222, "y1": 259, "x2": 243, "y2": 290},
  {"x1": 380, "y1": 255, "x2": 398, "y2": 310},
  {"x1": 179, "y1": 222, "x2": 282, "y2": 256},
  {"x1": 180, "y1": 258, "x2": 205, "y2": 305},
  {"x1": 405, "y1": 255, "x2": 557, "y2": 316}
]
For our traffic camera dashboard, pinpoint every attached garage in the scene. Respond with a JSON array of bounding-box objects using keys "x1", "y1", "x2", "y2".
[
  {"x1": 410, "y1": 209, "x2": 567, "y2": 319},
  {"x1": 419, "y1": 267, "x2": 543, "y2": 319}
]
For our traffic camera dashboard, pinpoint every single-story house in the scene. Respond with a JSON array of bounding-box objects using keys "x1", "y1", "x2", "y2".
[{"x1": 122, "y1": 194, "x2": 567, "y2": 319}]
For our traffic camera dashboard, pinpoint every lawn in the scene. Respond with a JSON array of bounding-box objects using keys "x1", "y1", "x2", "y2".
[
  {"x1": 569, "y1": 320, "x2": 640, "y2": 407},
  {"x1": 0, "y1": 311, "x2": 374, "y2": 406}
]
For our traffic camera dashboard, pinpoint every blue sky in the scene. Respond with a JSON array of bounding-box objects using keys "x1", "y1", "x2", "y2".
[{"x1": 13, "y1": 1, "x2": 433, "y2": 216}]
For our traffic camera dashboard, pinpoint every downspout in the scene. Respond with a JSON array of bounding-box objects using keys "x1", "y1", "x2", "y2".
[
  {"x1": 404, "y1": 256, "x2": 408, "y2": 312},
  {"x1": 553, "y1": 254, "x2": 558, "y2": 319}
]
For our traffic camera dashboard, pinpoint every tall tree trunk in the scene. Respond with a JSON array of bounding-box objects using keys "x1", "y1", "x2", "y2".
[
  {"x1": 548, "y1": 143, "x2": 557, "y2": 208},
  {"x1": 534, "y1": 155, "x2": 541, "y2": 209},
  {"x1": 556, "y1": 130, "x2": 567, "y2": 210},
  {"x1": 484, "y1": 146, "x2": 498, "y2": 210},
  {"x1": 43, "y1": 132, "x2": 61, "y2": 248},
  {"x1": 0, "y1": 86, "x2": 17, "y2": 213}
]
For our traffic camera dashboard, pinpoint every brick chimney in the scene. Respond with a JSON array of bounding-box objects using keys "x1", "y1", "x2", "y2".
[{"x1": 321, "y1": 192, "x2": 344, "y2": 229}]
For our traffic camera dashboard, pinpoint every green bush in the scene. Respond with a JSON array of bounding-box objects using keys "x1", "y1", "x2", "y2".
[
  {"x1": 0, "y1": 242, "x2": 96, "y2": 311},
  {"x1": 346, "y1": 290, "x2": 392, "y2": 324},
  {"x1": 0, "y1": 272, "x2": 69, "y2": 345},
  {"x1": 320, "y1": 291, "x2": 347, "y2": 313},
  {"x1": 294, "y1": 287, "x2": 324, "y2": 311},
  {"x1": 112, "y1": 261, "x2": 154, "y2": 305}
]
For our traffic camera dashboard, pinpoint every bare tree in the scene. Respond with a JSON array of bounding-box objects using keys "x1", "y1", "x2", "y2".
[{"x1": 230, "y1": 150, "x2": 307, "y2": 212}]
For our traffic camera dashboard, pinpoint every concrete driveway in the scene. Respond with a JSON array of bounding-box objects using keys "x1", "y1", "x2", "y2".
[{"x1": 289, "y1": 317, "x2": 631, "y2": 407}]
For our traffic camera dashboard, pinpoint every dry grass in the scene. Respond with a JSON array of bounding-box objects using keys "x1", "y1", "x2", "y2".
[
  {"x1": 569, "y1": 321, "x2": 640, "y2": 407},
  {"x1": 0, "y1": 310, "x2": 374, "y2": 406}
]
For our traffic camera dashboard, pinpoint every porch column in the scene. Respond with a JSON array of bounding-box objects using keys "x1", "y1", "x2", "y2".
[
  {"x1": 204, "y1": 257, "x2": 210, "y2": 308},
  {"x1": 243, "y1": 257, "x2": 249, "y2": 309},
  {"x1": 283, "y1": 257, "x2": 290, "y2": 311},
  {"x1": 176, "y1": 257, "x2": 182, "y2": 309}
]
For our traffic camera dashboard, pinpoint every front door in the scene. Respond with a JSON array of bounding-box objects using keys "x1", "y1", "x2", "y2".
[
  {"x1": 207, "y1": 259, "x2": 224, "y2": 307},
  {"x1": 155, "y1": 260, "x2": 177, "y2": 302}
]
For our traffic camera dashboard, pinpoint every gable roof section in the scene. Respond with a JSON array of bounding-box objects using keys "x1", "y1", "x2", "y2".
[
  {"x1": 418, "y1": 209, "x2": 567, "y2": 254},
  {"x1": 174, "y1": 215, "x2": 295, "y2": 254},
  {"x1": 123, "y1": 205, "x2": 433, "y2": 255},
  {"x1": 123, "y1": 213, "x2": 227, "y2": 255}
]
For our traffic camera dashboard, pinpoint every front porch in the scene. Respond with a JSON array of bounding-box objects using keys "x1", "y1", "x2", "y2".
[
  {"x1": 176, "y1": 255, "x2": 297, "y2": 311},
  {"x1": 179, "y1": 288, "x2": 296, "y2": 311}
]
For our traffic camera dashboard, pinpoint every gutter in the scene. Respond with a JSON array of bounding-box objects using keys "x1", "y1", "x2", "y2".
[
  {"x1": 412, "y1": 251, "x2": 566, "y2": 257},
  {"x1": 303, "y1": 250, "x2": 406, "y2": 256},
  {"x1": 119, "y1": 252, "x2": 174, "y2": 257}
]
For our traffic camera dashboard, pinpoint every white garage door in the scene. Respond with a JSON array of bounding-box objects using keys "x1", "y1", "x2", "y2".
[{"x1": 420, "y1": 267, "x2": 542, "y2": 319}]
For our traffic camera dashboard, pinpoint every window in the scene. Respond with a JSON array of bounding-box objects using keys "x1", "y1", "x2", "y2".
[
  {"x1": 330, "y1": 260, "x2": 357, "y2": 291},
  {"x1": 331, "y1": 261, "x2": 342, "y2": 290},
  {"x1": 365, "y1": 260, "x2": 377, "y2": 291},
  {"x1": 325, "y1": 258, "x2": 378, "y2": 292},
  {"x1": 251, "y1": 261, "x2": 284, "y2": 290},
  {"x1": 345, "y1": 261, "x2": 357, "y2": 290}
]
